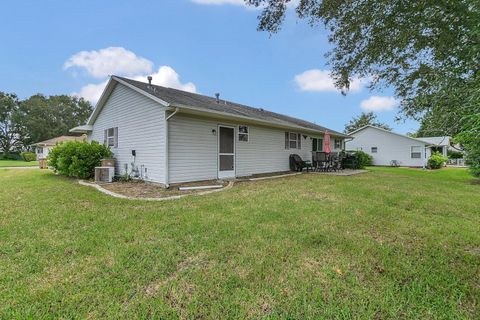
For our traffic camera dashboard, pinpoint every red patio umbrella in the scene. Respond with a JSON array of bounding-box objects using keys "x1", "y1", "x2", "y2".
[{"x1": 324, "y1": 130, "x2": 331, "y2": 154}]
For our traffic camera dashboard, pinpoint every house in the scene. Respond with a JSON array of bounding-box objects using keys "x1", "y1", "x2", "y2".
[
  {"x1": 71, "y1": 76, "x2": 349, "y2": 186},
  {"x1": 32, "y1": 135, "x2": 85, "y2": 160},
  {"x1": 346, "y1": 125, "x2": 433, "y2": 167},
  {"x1": 415, "y1": 136, "x2": 451, "y2": 158}
]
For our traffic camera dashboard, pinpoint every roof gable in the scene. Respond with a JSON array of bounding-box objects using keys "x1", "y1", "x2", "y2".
[{"x1": 349, "y1": 125, "x2": 430, "y2": 144}]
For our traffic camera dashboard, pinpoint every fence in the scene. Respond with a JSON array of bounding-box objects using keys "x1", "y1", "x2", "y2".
[{"x1": 447, "y1": 159, "x2": 466, "y2": 167}]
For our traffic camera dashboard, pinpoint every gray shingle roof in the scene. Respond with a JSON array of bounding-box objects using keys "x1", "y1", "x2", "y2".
[{"x1": 115, "y1": 76, "x2": 348, "y2": 137}]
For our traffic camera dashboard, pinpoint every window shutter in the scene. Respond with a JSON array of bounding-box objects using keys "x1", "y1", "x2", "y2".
[
  {"x1": 312, "y1": 138, "x2": 317, "y2": 152},
  {"x1": 285, "y1": 132, "x2": 289, "y2": 149},
  {"x1": 114, "y1": 127, "x2": 118, "y2": 148},
  {"x1": 104, "y1": 129, "x2": 108, "y2": 146},
  {"x1": 297, "y1": 133, "x2": 301, "y2": 149}
]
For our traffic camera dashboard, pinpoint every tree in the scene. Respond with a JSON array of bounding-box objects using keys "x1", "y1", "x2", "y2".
[
  {"x1": 16, "y1": 94, "x2": 92, "y2": 147},
  {"x1": 247, "y1": 0, "x2": 479, "y2": 173},
  {"x1": 344, "y1": 112, "x2": 391, "y2": 134},
  {"x1": 0, "y1": 92, "x2": 22, "y2": 154},
  {"x1": 455, "y1": 114, "x2": 480, "y2": 177}
]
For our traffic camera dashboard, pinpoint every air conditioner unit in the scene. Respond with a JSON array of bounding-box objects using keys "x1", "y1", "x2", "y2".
[{"x1": 95, "y1": 166, "x2": 115, "y2": 183}]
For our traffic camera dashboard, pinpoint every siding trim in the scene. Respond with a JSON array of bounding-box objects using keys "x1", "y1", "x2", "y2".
[{"x1": 164, "y1": 108, "x2": 180, "y2": 187}]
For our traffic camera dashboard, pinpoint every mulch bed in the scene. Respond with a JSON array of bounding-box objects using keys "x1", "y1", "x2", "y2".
[{"x1": 100, "y1": 179, "x2": 227, "y2": 199}]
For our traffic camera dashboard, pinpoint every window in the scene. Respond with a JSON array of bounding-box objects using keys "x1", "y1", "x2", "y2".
[
  {"x1": 334, "y1": 139, "x2": 342, "y2": 149},
  {"x1": 371, "y1": 147, "x2": 378, "y2": 153},
  {"x1": 104, "y1": 127, "x2": 118, "y2": 148},
  {"x1": 238, "y1": 125, "x2": 249, "y2": 142},
  {"x1": 36, "y1": 147, "x2": 43, "y2": 154},
  {"x1": 312, "y1": 138, "x2": 324, "y2": 152},
  {"x1": 411, "y1": 146, "x2": 422, "y2": 158},
  {"x1": 285, "y1": 132, "x2": 301, "y2": 149}
]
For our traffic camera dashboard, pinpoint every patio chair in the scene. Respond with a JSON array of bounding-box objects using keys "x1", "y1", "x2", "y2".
[
  {"x1": 315, "y1": 152, "x2": 329, "y2": 172},
  {"x1": 289, "y1": 154, "x2": 313, "y2": 172},
  {"x1": 328, "y1": 154, "x2": 339, "y2": 172}
]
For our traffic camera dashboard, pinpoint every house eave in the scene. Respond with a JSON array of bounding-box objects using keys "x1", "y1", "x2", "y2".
[
  {"x1": 70, "y1": 125, "x2": 93, "y2": 134},
  {"x1": 171, "y1": 103, "x2": 350, "y2": 138}
]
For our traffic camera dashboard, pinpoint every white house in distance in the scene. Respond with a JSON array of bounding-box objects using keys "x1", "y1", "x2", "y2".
[
  {"x1": 71, "y1": 76, "x2": 349, "y2": 187},
  {"x1": 346, "y1": 125, "x2": 452, "y2": 167},
  {"x1": 32, "y1": 135, "x2": 85, "y2": 160}
]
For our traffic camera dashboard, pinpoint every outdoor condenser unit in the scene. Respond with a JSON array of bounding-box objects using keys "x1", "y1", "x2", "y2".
[{"x1": 95, "y1": 167, "x2": 115, "y2": 183}]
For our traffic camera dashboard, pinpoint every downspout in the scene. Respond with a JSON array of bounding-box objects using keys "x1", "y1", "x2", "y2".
[
  {"x1": 164, "y1": 107, "x2": 180, "y2": 188},
  {"x1": 344, "y1": 137, "x2": 354, "y2": 149}
]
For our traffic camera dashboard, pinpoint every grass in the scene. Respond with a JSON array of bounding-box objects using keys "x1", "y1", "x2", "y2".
[
  {"x1": 0, "y1": 167, "x2": 479, "y2": 319},
  {"x1": 0, "y1": 159, "x2": 38, "y2": 167}
]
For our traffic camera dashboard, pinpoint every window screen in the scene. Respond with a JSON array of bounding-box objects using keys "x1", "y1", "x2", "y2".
[{"x1": 411, "y1": 146, "x2": 422, "y2": 158}]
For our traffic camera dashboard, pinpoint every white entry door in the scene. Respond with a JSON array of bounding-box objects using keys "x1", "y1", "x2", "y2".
[{"x1": 218, "y1": 126, "x2": 235, "y2": 179}]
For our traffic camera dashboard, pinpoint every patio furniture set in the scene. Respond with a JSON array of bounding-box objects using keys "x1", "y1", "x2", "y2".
[{"x1": 289, "y1": 152, "x2": 346, "y2": 172}]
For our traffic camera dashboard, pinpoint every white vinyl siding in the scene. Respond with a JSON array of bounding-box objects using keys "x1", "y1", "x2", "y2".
[
  {"x1": 89, "y1": 83, "x2": 166, "y2": 184},
  {"x1": 168, "y1": 114, "x2": 314, "y2": 183},
  {"x1": 346, "y1": 126, "x2": 426, "y2": 167}
]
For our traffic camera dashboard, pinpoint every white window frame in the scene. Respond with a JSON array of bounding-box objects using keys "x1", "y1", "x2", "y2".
[
  {"x1": 36, "y1": 147, "x2": 43, "y2": 154},
  {"x1": 411, "y1": 146, "x2": 422, "y2": 158},
  {"x1": 107, "y1": 128, "x2": 115, "y2": 147},
  {"x1": 238, "y1": 125, "x2": 249, "y2": 142},
  {"x1": 371, "y1": 147, "x2": 378, "y2": 153},
  {"x1": 334, "y1": 139, "x2": 342, "y2": 149},
  {"x1": 289, "y1": 132, "x2": 298, "y2": 149},
  {"x1": 312, "y1": 138, "x2": 324, "y2": 152}
]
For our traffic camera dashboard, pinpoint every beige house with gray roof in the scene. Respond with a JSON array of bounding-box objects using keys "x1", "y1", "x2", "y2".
[{"x1": 32, "y1": 135, "x2": 85, "y2": 160}]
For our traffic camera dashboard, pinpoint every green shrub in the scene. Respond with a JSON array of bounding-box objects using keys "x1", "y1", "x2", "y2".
[
  {"x1": 342, "y1": 150, "x2": 373, "y2": 169},
  {"x1": 447, "y1": 150, "x2": 464, "y2": 159},
  {"x1": 0, "y1": 152, "x2": 21, "y2": 160},
  {"x1": 20, "y1": 152, "x2": 36, "y2": 162},
  {"x1": 48, "y1": 141, "x2": 113, "y2": 179},
  {"x1": 455, "y1": 114, "x2": 480, "y2": 177},
  {"x1": 356, "y1": 150, "x2": 373, "y2": 168},
  {"x1": 428, "y1": 152, "x2": 448, "y2": 169}
]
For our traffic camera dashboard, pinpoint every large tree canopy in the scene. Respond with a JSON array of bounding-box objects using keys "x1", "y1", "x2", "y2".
[
  {"x1": 0, "y1": 92, "x2": 22, "y2": 154},
  {"x1": 17, "y1": 95, "x2": 92, "y2": 147},
  {"x1": 247, "y1": 0, "x2": 480, "y2": 134},
  {"x1": 344, "y1": 112, "x2": 391, "y2": 134}
]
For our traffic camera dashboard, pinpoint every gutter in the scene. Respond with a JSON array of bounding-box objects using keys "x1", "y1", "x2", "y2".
[
  {"x1": 170, "y1": 103, "x2": 350, "y2": 138},
  {"x1": 164, "y1": 107, "x2": 180, "y2": 188}
]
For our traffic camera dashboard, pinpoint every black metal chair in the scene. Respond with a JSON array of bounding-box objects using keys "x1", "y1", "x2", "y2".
[
  {"x1": 315, "y1": 152, "x2": 329, "y2": 172},
  {"x1": 289, "y1": 154, "x2": 313, "y2": 172}
]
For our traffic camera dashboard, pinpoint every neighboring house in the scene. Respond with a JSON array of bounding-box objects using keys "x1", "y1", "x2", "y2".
[
  {"x1": 346, "y1": 125, "x2": 433, "y2": 167},
  {"x1": 71, "y1": 76, "x2": 349, "y2": 186},
  {"x1": 416, "y1": 136, "x2": 456, "y2": 158},
  {"x1": 32, "y1": 135, "x2": 85, "y2": 160}
]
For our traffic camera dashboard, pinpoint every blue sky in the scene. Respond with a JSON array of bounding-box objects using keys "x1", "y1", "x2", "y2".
[{"x1": 0, "y1": 0, "x2": 419, "y2": 134}]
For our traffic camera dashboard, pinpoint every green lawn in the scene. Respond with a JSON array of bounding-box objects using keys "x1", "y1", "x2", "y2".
[
  {"x1": 0, "y1": 159, "x2": 39, "y2": 167},
  {"x1": 1, "y1": 168, "x2": 479, "y2": 319}
]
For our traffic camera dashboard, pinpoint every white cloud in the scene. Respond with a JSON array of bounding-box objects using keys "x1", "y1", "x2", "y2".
[
  {"x1": 294, "y1": 69, "x2": 364, "y2": 93},
  {"x1": 191, "y1": 0, "x2": 245, "y2": 5},
  {"x1": 132, "y1": 66, "x2": 196, "y2": 93},
  {"x1": 64, "y1": 47, "x2": 153, "y2": 78},
  {"x1": 72, "y1": 66, "x2": 197, "y2": 104},
  {"x1": 360, "y1": 96, "x2": 398, "y2": 112},
  {"x1": 72, "y1": 80, "x2": 109, "y2": 104}
]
